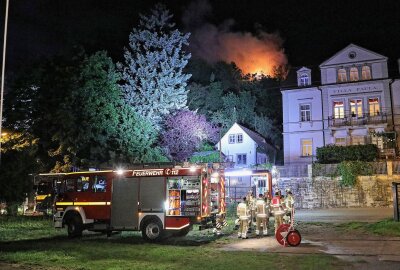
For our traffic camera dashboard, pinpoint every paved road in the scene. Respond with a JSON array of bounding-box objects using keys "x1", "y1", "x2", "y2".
[{"x1": 295, "y1": 207, "x2": 394, "y2": 223}]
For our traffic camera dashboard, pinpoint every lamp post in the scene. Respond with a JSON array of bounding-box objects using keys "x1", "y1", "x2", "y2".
[{"x1": 0, "y1": 0, "x2": 9, "y2": 165}]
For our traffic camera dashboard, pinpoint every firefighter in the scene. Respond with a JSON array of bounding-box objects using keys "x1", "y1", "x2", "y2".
[
  {"x1": 237, "y1": 197, "x2": 249, "y2": 239},
  {"x1": 246, "y1": 191, "x2": 256, "y2": 229},
  {"x1": 271, "y1": 191, "x2": 285, "y2": 234},
  {"x1": 283, "y1": 189, "x2": 295, "y2": 224},
  {"x1": 255, "y1": 194, "x2": 268, "y2": 236}
]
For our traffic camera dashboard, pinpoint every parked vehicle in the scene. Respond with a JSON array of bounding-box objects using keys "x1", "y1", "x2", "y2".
[{"x1": 52, "y1": 164, "x2": 226, "y2": 241}]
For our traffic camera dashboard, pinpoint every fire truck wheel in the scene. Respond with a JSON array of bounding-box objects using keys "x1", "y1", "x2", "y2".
[
  {"x1": 142, "y1": 218, "x2": 164, "y2": 242},
  {"x1": 66, "y1": 215, "x2": 83, "y2": 238}
]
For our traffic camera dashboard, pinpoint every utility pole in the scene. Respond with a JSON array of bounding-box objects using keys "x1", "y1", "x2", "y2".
[{"x1": 0, "y1": 0, "x2": 9, "y2": 165}]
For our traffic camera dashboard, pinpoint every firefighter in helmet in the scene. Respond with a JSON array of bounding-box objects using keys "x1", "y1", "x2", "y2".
[
  {"x1": 271, "y1": 190, "x2": 285, "y2": 234},
  {"x1": 255, "y1": 194, "x2": 268, "y2": 236},
  {"x1": 237, "y1": 197, "x2": 250, "y2": 239},
  {"x1": 283, "y1": 189, "x2": 295, "y2": 223},
  {"x1": 246, "y1": 191, "x2": 256, "y2": 229}
]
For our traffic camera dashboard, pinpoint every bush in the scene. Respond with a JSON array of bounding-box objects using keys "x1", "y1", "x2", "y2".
[
  {"x1": 338, "y1": 161, "x2": 373, "y2": 186},
  {"x1": 316, "y1": 144, "x2": 378, "y2": 164}
]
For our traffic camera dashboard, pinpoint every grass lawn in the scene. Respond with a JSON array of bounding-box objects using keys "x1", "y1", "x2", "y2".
[
  {"x1": 336, "y1": 218, "x2": 400, "y2": 237},
  {"x1": 0, "y1": 216, "x2": 347, "y2": 270}
]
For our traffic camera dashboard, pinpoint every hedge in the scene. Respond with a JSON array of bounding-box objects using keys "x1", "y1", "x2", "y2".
[{"x1": 316, "y1": 144, "x2": 378, "y2": 164}]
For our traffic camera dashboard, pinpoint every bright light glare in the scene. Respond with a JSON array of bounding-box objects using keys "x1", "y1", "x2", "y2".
[
  {"x1": 116, "y1": 169, "x2": 124, "y2": 175},
  {"x1": 224, "y1": 169, "x2": 252, "y2": 177},
  {"x1": 190, "y1": 166, "x2": 197, "y2": 172}
]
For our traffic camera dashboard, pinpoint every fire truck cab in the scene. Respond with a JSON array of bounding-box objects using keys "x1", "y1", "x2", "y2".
[{"x1": 53, "y1": 164, "x2": 225, "y2": 241}]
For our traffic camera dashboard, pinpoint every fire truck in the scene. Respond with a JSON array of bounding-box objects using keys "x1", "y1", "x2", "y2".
[{"x1": 53, "y1": 164, "x2": 226, "y2": 241}]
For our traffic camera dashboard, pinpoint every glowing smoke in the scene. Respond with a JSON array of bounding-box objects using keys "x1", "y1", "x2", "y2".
[{"x1": 183, "y1": 0, "x2": 287, "y2": 77}]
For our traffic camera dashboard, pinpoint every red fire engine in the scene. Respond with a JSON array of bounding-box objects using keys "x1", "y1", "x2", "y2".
[{"x1": 53, "y1": 164, "x2": 226, "y2": 241}]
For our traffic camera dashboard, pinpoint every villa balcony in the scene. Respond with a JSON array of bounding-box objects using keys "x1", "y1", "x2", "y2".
[{"x1": 328, "y1": 112, "x2": 389, "y2": 127}]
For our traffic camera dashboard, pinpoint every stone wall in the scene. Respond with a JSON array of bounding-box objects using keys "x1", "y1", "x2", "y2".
[{"x1": 275, "y1": 174, "x2": 400, "y2": 209}]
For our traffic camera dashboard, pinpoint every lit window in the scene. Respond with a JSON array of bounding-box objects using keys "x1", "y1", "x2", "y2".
[
  {"x1": 368, "y1": 98, "x2": 380, "y2": 116},
  {"x1": 333, "y1": 101, "x2": 345, "y2": 119},
  {"x1": 228, "y1": 155, "x2": 233, "y2": 162},
  {"x1": 335, "y1": 137, "x2": 346, "y2": 146},
  {"x1": 362, "y1": 65, "x2": 371, "y2": 80},
  {"x1": 301, "y1": 139, "x2": 312, "y2": 156},
  {"x1": 229, "y1": 134, "x2": 235, "y2": 144},
  {"x1": 350, "y1": 99, "x2": 363, "y2": 117},
  {"x1": 237, "y1": 154, "x2": 247, "y2": 165},
  {"x1": 300, "y1": 74, "x2": 309, "y2": 86},
  {"x1": 349, "y1": 67, "x2": 359, "y2": 81},
  {"x1": 300, "y1": 104, "x2": 311, "y2": 122},
  {"x1": 237, "y1": 134, "x2": 243, "y2": 143},
  {"x1": 351, "y1": 136, "x2": 365, "y2": 145},
  {"x1": 337, "y1": 68, "x2": 347, "y2": 82}
]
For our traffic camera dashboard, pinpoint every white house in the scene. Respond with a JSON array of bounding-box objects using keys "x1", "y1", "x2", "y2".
[
  {"x1": 282, "y1": 44, "x2": 400, "y2": 165},
  {"x1": 216, "y1": 122, "x2": 276, "y2": 168}
]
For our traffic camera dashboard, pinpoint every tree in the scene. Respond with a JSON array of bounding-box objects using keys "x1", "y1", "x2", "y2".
[
  {"x1": 49, "y1": 51, "x2": 123, "y2": 169},
  {"x1": 119, "y1": 4, "x2": 191, "y2": 126},
  {"x1": 161, "y1": 110, "x2": 218, "y2": 161}
]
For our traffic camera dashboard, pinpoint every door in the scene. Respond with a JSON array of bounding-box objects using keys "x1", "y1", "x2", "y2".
[{"x1": 111, "y1": 177, "x2": 139, "y2": 230}]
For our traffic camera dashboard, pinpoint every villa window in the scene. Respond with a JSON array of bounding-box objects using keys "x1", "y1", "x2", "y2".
[
  {"x1": 351, "y1": 136, "x2": 365, "y2": 145},
  {"x1": 300, "y1": 104, "x2": 311, "y2": 122},
  {"x1": 333, "y1": 101, "x2": 345, "y2": 119},
  {"x1": 335, "y1": 137, "x2": 346, "y2": 146},
  {"x1": 362, "y1": 65, "x2": 371, "y2": 80},
  {"x1": 300, "y1": 74, "x2": 309, "y2": 86},
  {"x1": 301, "y1": 139, "x2": 312, "y2": 156},
  {"x1": 368, "y1": 98, "x2": 380, "y2": 116},
  {"x1": 349, "y1": 67, "x2": 359, "y2": 81},
  {"x1": 350, "y1": 99, "x2": 363, "y2": 117},
  {"x1": 337, "y1": 68, "x2": 347, "y2": 82}
]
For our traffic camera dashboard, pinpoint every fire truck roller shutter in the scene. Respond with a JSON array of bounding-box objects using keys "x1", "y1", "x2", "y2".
[
  {"x1": 139, "y1": 177, "x2": 165, "y2": 213},
  {"x1": 111, "y1": 177, "x2": 139, "y2": 229}
]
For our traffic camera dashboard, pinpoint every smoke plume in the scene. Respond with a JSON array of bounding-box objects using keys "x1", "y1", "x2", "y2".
[{"x1": 183, "y1": 0, "x2": 287, "y2": 77}]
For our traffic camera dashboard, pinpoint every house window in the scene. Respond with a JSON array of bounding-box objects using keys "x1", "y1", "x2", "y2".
[
  {"x1": 335, "y1": 137, "x2": 346, "y2": 146},
  {"x1": 227, "y1": 155, "x2": 233, "y2": 162},
  {"x1": 237, "y1": 133, "x2": 243, "y2": 143},
  {"x1": 301, "y1": 139, "x2": 312, "y2": 156},
  {"x1": 229, "y1": 134, "x2": 235, "y2": 144},
  {"x1": 351, "y1": 136, "x2": 365, "y2": 145},
  {"x1": 237, "y1": 154, "x2": 247, "y2": 165},
  {"x1": 349, "y1": 67, "x2": 359, "y2": 81},
  {"x1": 300, "y1": 74, "x2": 309, "y2": 86},
  {"x1": 300, "y1": 104, "x2": 311, "y2": 122},
  {"x1": 337, "y1": 68, "x2": 347, "y2": 82},
  {"x1": 350, "y1": 99, "x2": 363, "y2": 117},
  {"x1": 362, "y1": 65, "x2": 371, "y2": 80},
  {"x1": 368, "y1": 98, "x2": 380, "y2": 116},
  {"x1": 333, "y1": 101, "x2": 345, "y2": 118}
]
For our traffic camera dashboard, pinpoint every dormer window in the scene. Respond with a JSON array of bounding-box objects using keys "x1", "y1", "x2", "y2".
[
  {"x1": 349, "y1": 67, "x2": 359, "y2": 81},
  {"x1": 362, "y1": 65, "x2": 371, "y2": 80},
  {"x1": 337, "y1": 68, "x2": 347, "y2": 82},
  {"x1": 300, "y1": 74, "x2": 309, "y2": 86}
]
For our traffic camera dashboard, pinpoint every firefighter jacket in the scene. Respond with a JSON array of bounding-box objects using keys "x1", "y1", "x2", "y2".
[
  {"x1": 271, "y1": 196, "x2": 285, "y2": 215},
  {"x1": 237, "y1": 202, "x2": 249, "y2": 220},
  {"x1": 284, "y1": 194, "x2": 295, "y2": 210},
  {"x1": 255, "y1": 198, "x2": 267, "y2": 218}
]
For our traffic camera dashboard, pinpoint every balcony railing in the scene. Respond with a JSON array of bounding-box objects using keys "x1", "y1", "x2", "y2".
[{"x1": 328, "y1": 112, "x2": 389, "y2": 127}]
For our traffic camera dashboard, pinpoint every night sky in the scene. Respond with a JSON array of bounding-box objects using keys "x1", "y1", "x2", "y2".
[{"x1": 1, "y1": 0, "x2": 400, "y2": 76}]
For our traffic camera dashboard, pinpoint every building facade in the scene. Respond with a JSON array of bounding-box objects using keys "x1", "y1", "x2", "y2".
[{"x1": 282, "y1": 44, "x2": 400, "y2": 165}]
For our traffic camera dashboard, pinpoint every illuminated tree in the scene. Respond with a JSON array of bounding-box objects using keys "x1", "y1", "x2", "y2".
[
  {"x1": 120, "y1": 3, "x2": 191, "y2": 126},
  {"x1": 161, "y1": 110, "x2": 218, "y2": 161}
]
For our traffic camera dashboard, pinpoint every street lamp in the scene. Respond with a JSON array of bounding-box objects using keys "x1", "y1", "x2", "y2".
[{"x1": 0, "y1": 0, "x2": 9, "y2": 164}]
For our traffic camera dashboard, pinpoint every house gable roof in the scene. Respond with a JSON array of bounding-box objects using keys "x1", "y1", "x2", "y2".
[{"x1": 319, "y1": 44, "x2": 387, "y2": 68}]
